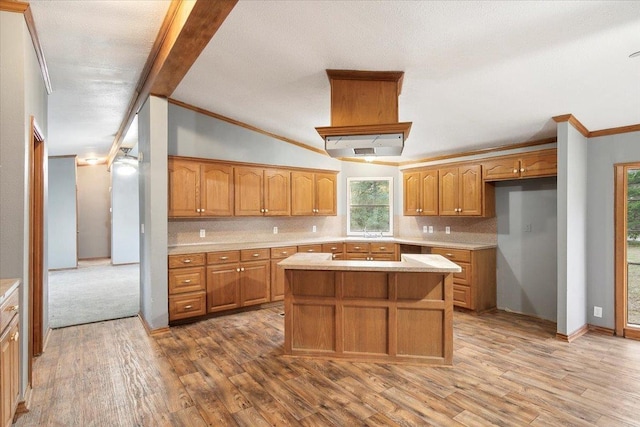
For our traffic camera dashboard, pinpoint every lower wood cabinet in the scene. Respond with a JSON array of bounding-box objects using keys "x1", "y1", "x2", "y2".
[
  {"x1": 270, "y1": 246, "x2": 297, "y2": 301},
  {"x1": 345, "y1": 242, "x2": 398, "y2": 261},
  {"x1": 430, "y1": 247, "x2": 496, "y2": 312},
  {"x1": 322, "y1": 243, "x2": 344, "y2": 260},
  {"x1": 1, "y1": 283, "x2": 20, "y2": 427},
  {"x1": 168, "y1": 254, "x2": 206, "y2": 322}
]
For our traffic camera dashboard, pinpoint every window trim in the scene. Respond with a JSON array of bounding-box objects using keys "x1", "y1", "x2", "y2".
[{"x1": 346, "y1": 176, "x2": 394, "y2": 237}]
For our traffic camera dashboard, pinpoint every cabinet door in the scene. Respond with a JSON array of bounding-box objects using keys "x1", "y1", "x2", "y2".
[
  {"x1": 403, "y1": 171, "x2": 421, "y2": 216},
  {"x1": 458, "y1": 164, "x2": 482, "y2": 216},
  {"x1": 264, "y1": 169, "x2": 291, "y2": 216},
  {"x1": 438, "y1": 167, "x2": 459, "y2": 216},
  {"x1": 240, "y1": 261, "x2": 270, "y2": 306},
  {"x1": 207, "y1": 265, "x2": 240, "y2": 312},
  {"x1": 1, "y1": 318, "x2": 18, "y2": 427},
  {"x1": 421, "y1": 170, "x2": 439, "y2": 216},
  {"x1": 201, "y1": 163, "x2": 233, "y2": 216},
  {"x1": 315, "y1": 173, "x2": 337, "y2": 215},
  {"x1": 520, "y1": 151, "x2": 557, "y2": 178},
  {"x1": 168, "y1": 159, "x2": 200, "y2": 217},
  {"x1": 291, "y1": 172, "x2": 315, "y2": 215},
  {"x1": 482, "y1": 157, "x2": 520, "y2": 181},
  {"x1": 270, "y1": 259, "x2": 285, "y2": 302},
  {"x1": 234, "y1": 167, "x2": 264, "y2": 216}
]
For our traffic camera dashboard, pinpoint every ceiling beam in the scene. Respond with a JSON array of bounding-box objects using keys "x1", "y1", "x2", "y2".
[{"x1": 107, "y1": 0, "x2": 238, "y2": 167}]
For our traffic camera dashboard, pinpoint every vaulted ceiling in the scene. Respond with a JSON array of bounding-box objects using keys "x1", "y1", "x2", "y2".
[{"x1": 28, "y1": 0, "x2": 640, "y2": 163}]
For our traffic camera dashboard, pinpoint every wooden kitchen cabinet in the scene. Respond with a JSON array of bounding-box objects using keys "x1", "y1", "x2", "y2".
[
  {"x1": 291, "y1": 171, "x2": 337, "y2": 216},
  {"x1": 482, "y1": 149, "x2": 557, "y2": 181},
  {"x1": 235, "y1": 167, "x2": 291, "y2": 216},
  {"x1": 439, "y1": 164, "x2": 483, "y2": 216},
  {"x1": 322, "y1": 242, "x2": 344, "y2": 259},
  {"x1": 270, "y1": 246, "x2": 297, "y2": 301},
  {"x1": 207, "y1": 249, "x2": 270, "y2": 312},
  {"x1": 345, "y1": 242, "x2": 398, "y2": 261},
  {"x1": 0, "y1": 283, "x2": 20, "y2": 427},
  {"x1": 431, "y1": 246, "x2": 496, "y2": 312},
  {"x1": 168, "y1": 253, "x2": 206, "y2": 322},
  {"x1": 403, "y1": 168, "x2": 438, "y2": 216},
  {"x1": 168, "y1": 158, "x2": 233, "y2": 217}
]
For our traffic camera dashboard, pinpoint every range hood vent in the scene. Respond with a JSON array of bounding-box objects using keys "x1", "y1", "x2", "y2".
[{"x1": 316, "y1": 70, "x2": 412, "y2": 158}]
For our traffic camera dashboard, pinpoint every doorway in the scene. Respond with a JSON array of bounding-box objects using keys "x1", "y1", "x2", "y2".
[{"x1": 615, "y1": 163, "x2": 640, "y2": 339}]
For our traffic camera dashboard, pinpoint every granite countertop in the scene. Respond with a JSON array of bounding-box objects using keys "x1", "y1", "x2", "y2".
[
  {"x1": 0, "y1": 278, "x2": 20, "y2": 305},
  {"x1": 278, "y1": 253, "x2": 462, "y2": 273},
  {"x1": 168, "y1": 236, "x2": 496, "y2": 255}
]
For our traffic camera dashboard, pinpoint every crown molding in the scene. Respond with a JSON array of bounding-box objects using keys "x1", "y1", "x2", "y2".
[
  {"x1": 553, "y1": 114, "x2": 640, "y2": 138},
  {"x1": 552, "y1": 114, "x2": 589, "y2": 137},
  {"x1": 0, "y1": 1, "x2": 28, "y2": 13}
]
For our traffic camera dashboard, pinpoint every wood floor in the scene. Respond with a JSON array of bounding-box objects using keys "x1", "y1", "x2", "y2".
[{"x1": 15, "y1": 307, "x2": 640, "y2": 426}]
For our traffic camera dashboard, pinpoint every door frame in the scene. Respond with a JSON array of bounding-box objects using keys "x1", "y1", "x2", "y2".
[{"x1": 614, "y1": 162, "x2": 640, "y2": 339}]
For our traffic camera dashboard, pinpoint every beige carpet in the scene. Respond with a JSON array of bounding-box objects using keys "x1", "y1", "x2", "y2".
[{"x1": 48, "y1": 259, "x2": 139, "y2": 328}]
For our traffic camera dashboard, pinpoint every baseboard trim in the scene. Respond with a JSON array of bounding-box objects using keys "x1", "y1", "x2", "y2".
[
  {"x1": 15, "y1": 384, "x2": 33, "y2": 419},
  {"x1": 556, "y1": 324, "x2": 589, "y2": 342},
  {"x1": 588, "y1": 324, "x2": 615, "y2": 336},
  {"x1": 138, "y1": 313, "x2": 170, "y2": 337},
  {"x1": 624, "y1": 328, "x2": 640, "y2": 341}
]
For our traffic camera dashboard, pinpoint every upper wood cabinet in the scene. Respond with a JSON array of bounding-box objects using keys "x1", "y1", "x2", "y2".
[
  {"x1": 439, "y1": 164, "x2": 482, "y2": 216},
  {"x1": 403, "y1": 169, "x2": 438, "y2": 216},
  {"x1": 483, "y1": 149, "x2": 557, "y2": 181},
  {"x1": 291, "y1": 171, "x2": 337, "y2": 216},
  {"x1": 168, "y1": 158, "x2": 233, "y2": 217},
  {"x1": 234, "y1": 167, "x2": 291, "y2": 216}
]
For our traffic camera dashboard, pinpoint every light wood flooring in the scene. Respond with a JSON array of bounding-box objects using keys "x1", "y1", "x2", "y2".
[{"x1": 15, "y1": 307, "x2": 640, "y2": 426}]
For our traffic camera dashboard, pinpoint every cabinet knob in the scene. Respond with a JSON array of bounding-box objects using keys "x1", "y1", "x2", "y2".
[
  {"x1": 220, "y1": 256, "x2": 228, "y2": 260},
  {"x1": 184, "y1": 305, "x2": 193, "y2": 310},
  {"x1": 183, "y1": 259, "x2": 192, "y2": 263},
  {"x1": 513, "y1": 169, "x2": 518, "y2": 174},
  {"x1": 183, "y1": 279, "x2": 191, "y2": 283},
  {"x1": 7, "y1": 305, "x2": 18, "y2": 312},
  {"x1": 264, "y1": 209, "x2": 269, "y2": 213},
  {"x1": 241, "y1": 267, "x2": 245, "y2": 272},
  {"x1": 236, "y1": 268, "x2": 240, "y2": 272},
  {"x1": 520, "y1": 168, "x2": 525, "y2": 172},
  {"x1": 11, "y1": 332, "x2": 19, "y2": 341},
  {"x1": 332, "y1": 254, "x2": 336, "y2": 259},
  {"x1": 260, "y1": 208, "x2": 264, "y2": 213},
  {"x1": 416, "y1": 209, "x2": 420, "y2": 213}
]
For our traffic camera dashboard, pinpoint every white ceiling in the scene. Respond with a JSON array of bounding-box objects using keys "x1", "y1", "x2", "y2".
[
  {"x1": 29, "y1": 1, "x2": 640, "y2": 163},
  {"x1": 29, "y1": 0, "x2": 170, "y2": 160}
]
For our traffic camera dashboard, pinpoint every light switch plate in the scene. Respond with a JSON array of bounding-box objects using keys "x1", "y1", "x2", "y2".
[
  {"x1": 423, "y1": 226, "x2": 428, "y2": 233},
  {"x1": 199, "y1": 229, "x2": 206, "y2": 238},
  {"x1": 445, "y1": 226, "x2": 451, "y2": 234},
  {"x1": 312, "y1": 225, "x2": 317, "y2": 233},
  {"x1": 273, "y1": 226, "x2": 278, "y2": 234},
  {"x1": 428, "y1": 226, "x2": 434, "y2": 234}
]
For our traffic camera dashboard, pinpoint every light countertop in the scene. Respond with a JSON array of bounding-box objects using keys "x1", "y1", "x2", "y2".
[
  {"x1": 278, "y1": 253, "x2": 462, "y2": 273},
  {"x1": 168, "y1": 236, "x2": 496, "y2": 255},
  {"x1": 0, "y1": 278, "x2": 20, "y2": 305}
]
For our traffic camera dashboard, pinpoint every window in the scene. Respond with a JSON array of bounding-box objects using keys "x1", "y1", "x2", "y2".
[{"x1": 347, "y1": 177, "x2": 393, "y2": 236}]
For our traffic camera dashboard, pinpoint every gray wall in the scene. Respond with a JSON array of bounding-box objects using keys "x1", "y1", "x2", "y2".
[
  {"x1": 495, "y1": 178, "x2": 557, "y2": 321},
  {"x1": 138, "y1": 96, "x2": 168, "y2": 329},
  {"x1": 557, "y1": 122, "x2": 588, "y2": 335},
  {"x1": 111, "y1": 162, "x2": 140, "y2": 265},
  {"x1": 0, "y1": 9, "x2": 48, "y2": 402},
  {"x1": 77, "y1": 164, "x2": 110, "y2": 259},
  {"x1": 48, "y1": 157, "x2": 77, "y2": 269},
  {"x1": 587, "y1": 130, "x2": 640, "y2": 328}
]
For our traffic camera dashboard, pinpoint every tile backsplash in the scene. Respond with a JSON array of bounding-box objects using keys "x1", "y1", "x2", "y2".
[{"x1": 169, "y1": 214, "x2": 496, "y2": 246}]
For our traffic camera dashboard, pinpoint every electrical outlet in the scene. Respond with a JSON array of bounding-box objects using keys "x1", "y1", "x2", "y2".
[
  {"x1": 445, "y1": 226, "x2": 451, "y2": 234},
  {"x1": 428, "y1": 226, "x2": 434, "y2": 234},
  {"x1": 423, "y1": 226, "x2": 428, "y2": 233},
  {"x1": 273, "y1": 226, "x2": 278, "y2": 234},
  {"x1": 312, "y1": 225, "x2": 317, "y2": 233},
  {"x1": 523, "y1": 223, "x2": 532, "y2": 232},
  {"x1": 594, "y1": 306, "x2": 603, "y2": 318},
  {"x1": 199, "y1": 229, "x2": 206, "y2": 238}
]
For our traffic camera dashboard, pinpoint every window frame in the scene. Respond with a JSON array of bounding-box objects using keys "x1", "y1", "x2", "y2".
[{"x1": 346, "y1": 176, "x2": 394, "y2": 237}]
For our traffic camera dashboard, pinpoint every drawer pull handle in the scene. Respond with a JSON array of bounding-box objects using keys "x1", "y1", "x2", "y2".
[
  {"x1": 11, "y1": 332, "x2": 19, "y2": 341},
  {"x1": 307, "y1": 249, "x2": 315, "y2": 252},
  {"x1": 379, "y1": 247, "x2": 386, "y2": 250},
  {"x1": 330, "y1": 247, "x2": 337, "y2": 251},
  {"x1": 354, "y1": 246, "x2": 361, "y2": 250},
  {"x1": 446, "y1": 253, "x2": 454, "y2": 257},
  {"x1": 184, "y1": 305, "x2": 193, "y2": 310},
  {"x1": 220, "y1": 256, "x2": 228, "y2": 260},
  {"x1": 8, "y1": 305, "x2": 19, "y2": 312},
  {"x1": 252, "y1": 253, "x2": 260, "y2": 257},
  {"x1": 281, "y1": 251, "x2": 288, "y2": 255},
  {"x1": 183, "y1": 279, "x2": 191, "y2": 283},
  {"x1": 183, "y1": 259, "x2": 192, "y2": 263}
]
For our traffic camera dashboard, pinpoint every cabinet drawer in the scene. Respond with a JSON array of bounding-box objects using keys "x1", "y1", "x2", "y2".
[
  {"x1": 168, "y1": 253, "x2": 205, "y2": 268},
  {"x1": 169, "y1": 292, "x2": 206, "y2": 321},
  {"x1": 453, "y1": 262, "x2": 471, "y2": 285},
  {"x1": 271, "y1": 246, "x2": 298, "y2": 259},
  {"x1": 345, "y1": 253, "x2": 369, "y2": 260},
  {"x1": 298, "y1": 244, "x2": 323, "y2": 253},
  {"x1": 453, "y1": 285, "x2": 471, "y2": 308},
  {"x1": 370, "y1": 242, "x2": 394, "y2": 254},
  {"x1": 371, "y1": 253, "x2": 396, "y2": 261},
  {"x1": 207, "y1": 250, "x2": 240, "y2": 265},
  {"x1": 0, "y1": 288, "x2": 19, "y2": 333},
  {"x1": 431, "y1": 247, "x2": 471, "y2": 263},
  {"x1": 322, "y1": 243, "x2": 344, "y2": 254},
  {"x1": 240, "y1": 248, "x2": 270, "y2": 262},
  {"x1": 169, "y1": 267, "x2": 206, "y2": 294},
  {"x1": 346, "y1": 243, "x2": 370, "y2": 253}
]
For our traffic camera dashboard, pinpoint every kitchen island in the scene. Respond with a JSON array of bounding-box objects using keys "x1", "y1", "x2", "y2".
[{"x1": 279, "y1": 253, "x2": 461, "y2": 365}]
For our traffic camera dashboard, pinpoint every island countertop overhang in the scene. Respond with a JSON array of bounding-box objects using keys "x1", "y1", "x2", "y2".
[{"x1": 278, "y1": 253, "x2": 462, "y2": 273}]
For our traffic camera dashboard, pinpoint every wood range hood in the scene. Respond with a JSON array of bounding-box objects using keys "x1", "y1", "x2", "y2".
[{"x1": 316, "y1": 69, "x2": 412, "y2": 157}]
